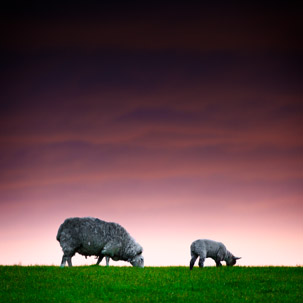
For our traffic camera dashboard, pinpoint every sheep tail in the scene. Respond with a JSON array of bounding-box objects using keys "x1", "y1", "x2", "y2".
[{"x1": 56, "y1": 224, "x2": 63, "y2": 241}]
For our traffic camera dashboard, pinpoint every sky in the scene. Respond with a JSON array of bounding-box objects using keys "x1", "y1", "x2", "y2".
[{"x1": 0, "y1": 2, "x2": 302, "y2": 267}]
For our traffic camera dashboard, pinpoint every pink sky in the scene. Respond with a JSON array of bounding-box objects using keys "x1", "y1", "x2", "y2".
[{"x1": 0, "y1": 2, "x2": 302, "y2": 266}]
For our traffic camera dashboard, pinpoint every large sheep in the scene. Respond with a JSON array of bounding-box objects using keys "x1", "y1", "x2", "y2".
[
  {"x1": 56, "y1": 217, "x2": 144, "y2": 268},
  {"x1": 190, "y1": 239, "x2": 240, "y2": 269}
]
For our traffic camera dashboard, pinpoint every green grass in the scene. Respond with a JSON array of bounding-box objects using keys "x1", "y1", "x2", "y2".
[{"x1": 0, "y1": 266, "x2": 302, "y2": 302}]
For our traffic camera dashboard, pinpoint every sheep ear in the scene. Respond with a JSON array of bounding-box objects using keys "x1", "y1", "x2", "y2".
[{"x1": 235, "y1": 257, "x2": 241, "y2": 260}]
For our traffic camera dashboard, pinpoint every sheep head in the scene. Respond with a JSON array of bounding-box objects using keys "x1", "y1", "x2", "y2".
[
  {"x1": 129, "y1": 254, "x2": 144, "y2": 268},
  {"x1": 226, "y1": 255, "x2": 241, "y2": 266}
]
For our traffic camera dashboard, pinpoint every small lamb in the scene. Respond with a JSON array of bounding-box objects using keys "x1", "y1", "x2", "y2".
[{"x1": 190, "y1": 239, "x2": 240, "y2": 269}]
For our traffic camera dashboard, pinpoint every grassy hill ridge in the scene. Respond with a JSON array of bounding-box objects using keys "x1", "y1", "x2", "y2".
[{"x1": 1, "y1": 266, "x2": 302, "y2": 302}]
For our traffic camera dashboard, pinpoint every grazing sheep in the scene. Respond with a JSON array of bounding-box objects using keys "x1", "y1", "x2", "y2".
[
  {"x1": 190, "y1": 239, "x2": 240, "y2": 269},
  {"x1": 56, "y1": 217, "x2": 144, "y2": 268}
]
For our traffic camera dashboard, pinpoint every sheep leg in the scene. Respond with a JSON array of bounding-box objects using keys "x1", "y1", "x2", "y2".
[
  {"x1": 67, "y1": 256, "x2": 72, "y2": 267},
  {"x1": 60, "y1": 255, "x2": 67, "y2": 267},
  {"x1": 96, "y1": 255, "x2": 104, "y2": 265},
  {"x1": 190, "y1": 255, "x2": 198, "y2": 270},
  {"x1": 216, "y1": 248, "x2": 224, "y2": 267},
  {"x1": 198, "y1": 256, "x2": 205, "y2": 268},
  {"x1": 60, "y1": 254, "x2": 72, "y2": 267},
  {"x1": 96, "y1": 255, "x2": 110, "y2": 266},
  {"x1": 105, "y1": 256, "x2": 110, "y2": 266},
  {"x1": 215, "y1": 260, "x2": 222, "y2": 267}
]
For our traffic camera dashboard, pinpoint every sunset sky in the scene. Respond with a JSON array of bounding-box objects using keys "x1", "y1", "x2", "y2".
[{"x1": 0, "y1": 2, "x2": 302, "y2": 266}]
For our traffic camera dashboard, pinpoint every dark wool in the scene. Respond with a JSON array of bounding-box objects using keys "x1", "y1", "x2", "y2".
[{"x1": 57, "y1": 217, "x2": 144, "y2": 267}]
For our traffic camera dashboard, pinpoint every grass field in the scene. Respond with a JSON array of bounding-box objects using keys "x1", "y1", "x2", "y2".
[{"x1": 0, "y1": 266, "x2": 302, "y2": 302}]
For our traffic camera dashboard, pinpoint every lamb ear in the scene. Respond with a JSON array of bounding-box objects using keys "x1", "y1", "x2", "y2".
[{"x1": 235, "y1": 257, "x2": 241, "y2": 260}]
